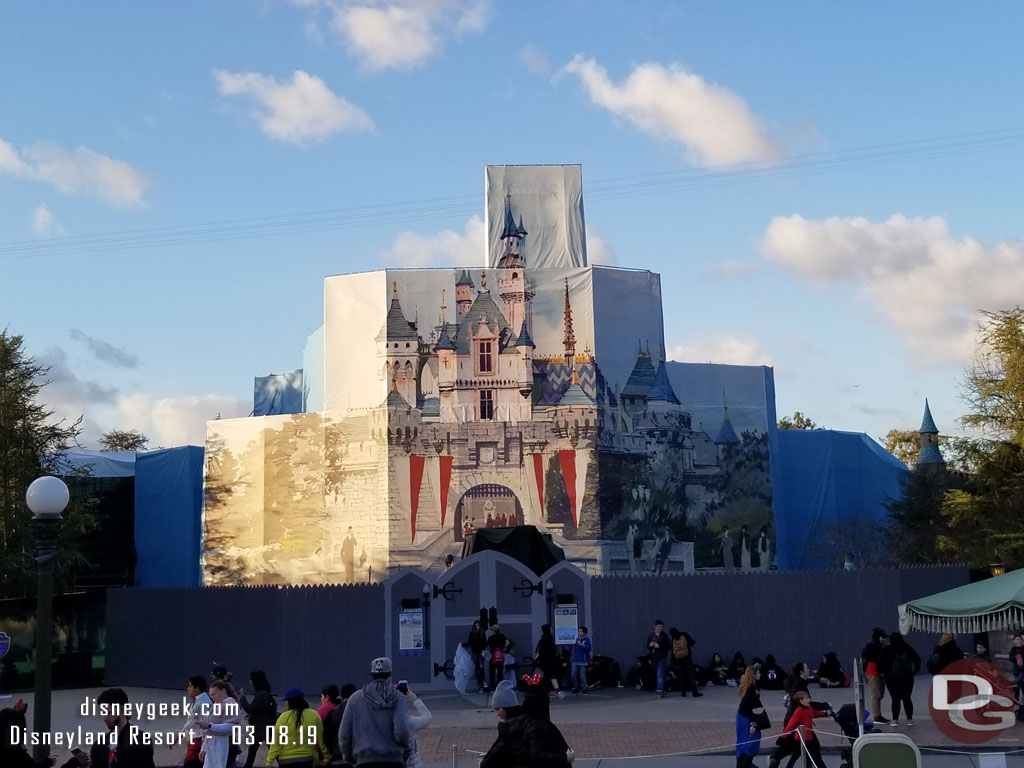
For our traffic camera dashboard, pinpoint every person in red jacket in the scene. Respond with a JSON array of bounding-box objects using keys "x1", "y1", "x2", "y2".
[{"x1": 768, "y1": 691, "x2": 831, "y2": 768}]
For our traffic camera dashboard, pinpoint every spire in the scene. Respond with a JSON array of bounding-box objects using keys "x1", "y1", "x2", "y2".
[
  {"x1": 563, "y1": 277, "x2": 576, "y2": 365},
  {"x1": 557, "y1": 366, "x2": 593, "y2": 407},
  {"x1": 456, "y1": 270, "x2": 474, "y2": 287},
  {"x1": 434, "y1": 323, "x2": 455, "y2": 351},
  {"x1": 920, "y1": 398, "x2": 938, "y2": 434},
  {"x1": 440, "y1": 289, "x2": 446, "y2": 324},
  {"x1": 393, "y1": 280, "x2": 398, "y2": 299},
  {"x1": 917, "y1": 398, "x2": 945, "y2": 466},
  {"x1": 500, "y1": 192, "x2": 519, "y2": 240},
  {"x1": 714, "y1": 392, "x2": 740, "y2": 445},
  {"x1": 648, "y1": 358, "x2": 680, "y2": 405},
  {"x1": 515, "y1": 294, "x2": 534, "y2": 349},
  {"x1": 481, "y1": 269, "x2": 487, "y2": 290},
  {"x1": 516, "y1": 214, "x2": 528, "y2": 238}
]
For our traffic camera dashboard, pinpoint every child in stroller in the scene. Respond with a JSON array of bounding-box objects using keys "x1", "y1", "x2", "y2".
[{"x1": 833, "y1": 703, "x2": 874, "y2": 768}]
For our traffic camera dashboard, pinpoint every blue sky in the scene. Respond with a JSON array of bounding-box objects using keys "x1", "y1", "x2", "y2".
[{"x1": 3, "y1": 1, "x2": 1024, "y2": 448}]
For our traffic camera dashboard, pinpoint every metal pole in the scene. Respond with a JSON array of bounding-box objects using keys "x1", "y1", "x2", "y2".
[
  {"x1": 853, "y1": 656, "x2": 864, "y2": 737},
  {"x1": 451, "y1": 742, "x2": 458, "y2": 768},
  {"x1": 32, "y1": 547, "x2": 56, "y2": 764},
  {"x1": 797, "y1": 725, "x2": 808, "y2": 768}
]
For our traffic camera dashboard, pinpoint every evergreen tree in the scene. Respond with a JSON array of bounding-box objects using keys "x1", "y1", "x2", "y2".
[{"x1": 0, "y1": 329, "x2": 91, "y2": 597}]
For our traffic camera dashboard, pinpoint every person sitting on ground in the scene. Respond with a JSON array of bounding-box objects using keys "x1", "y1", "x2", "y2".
[
  {"x1": 927, "y1": 633, "x2": 964, "y2": 675},
  {"x1": 726, "y1": 652, "x2": 747, "y2": 686},
  {"x1": 759, "y1": 654, "x2": 786, "y2": 691},
  {"x1": 816, "y1": 652, "x2": 847, "y2": 688},
  {"x1": 707, "y1": 652, "x2": 729, "y2": 686}
]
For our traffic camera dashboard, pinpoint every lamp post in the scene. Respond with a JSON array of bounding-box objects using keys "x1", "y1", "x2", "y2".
[{"x1": 27, "y1": 475, "x2": 69, "y2": 764}]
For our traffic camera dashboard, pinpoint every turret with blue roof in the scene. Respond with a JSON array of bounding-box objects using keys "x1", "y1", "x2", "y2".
[
  {"x1": 917, "y1": 398, "x2": 945, "y2": 466},
  {"x1": 647, "y1": 343, "x2": 680, "y2": 405},
  {"x1": 714, "y1": 393, "x2": 741, "y2": 445}
]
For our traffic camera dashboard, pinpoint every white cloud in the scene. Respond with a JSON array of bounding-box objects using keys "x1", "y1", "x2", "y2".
[
  {"x1": 668, "y1": 336, "x2": 773, "y2": 366},
  {"x1": 587, "y1": 231, "x2": 617, "y2": 265},
  {"x1": 710, "y1": 259, "x2": 756, "y2": 278},
  {"x1": 299, "y1": 0, "x2": 491, "y2": 71},
  {"x1": 517, "y1": 44, "x2": 550, "y2": 75},
  {"x1": 0, "y1": 138, "x2": 148, "y2": 207},
  {"x1": 37, "y1": 347, "x2": 247, "y2": 449},
  {"x1": 563, "y1": 55, "x2": 778, "y2": 167},
  {"x1": 215, "y1": 69, "x2": 373, "y2": 144},
  {"x1": 379, "y1": 215, "x2": 485, "y2": 267},
  {"x1": 69, "y1": 329, "x2": 140, "y2": 368},
  {"x1": 31, "y1": 203, "x2": 59, "y2": 237},
  {"x1": 114, "y1": 393, "x2": 249, "y2": 448},
  {"x1": 759, "y1": 213, "x2": 1024, "y2": 367}
]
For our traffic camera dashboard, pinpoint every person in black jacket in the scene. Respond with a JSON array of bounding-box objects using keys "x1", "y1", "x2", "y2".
[
  {"x1": 324, "y1": 683, "x2": 357, "y2": 767},
  {"x1": 879, "y1": 632, "x2": 921, "y2": 726},
  {"x1": 646, "y1": 619, "x2": 672, "y2": 697},
  {"x1": 735, "y1": 666, "x2": 767, "y2": 768},
  {"x1": 467, "y1": 621, "x2": 488, "y2": 692},
  {"x1": 67, "y1": 688, "x2": 155, "y2": 768},
  {"x1": 927, "y1": 633, "x2": 965, "y2": 675},
  {"x1": 726, "y1": 652, "x2": 746, "y2": 686},
  {"x1": 759, "y1": 654, "x2": 786, "y2": 691},
  {"x1": 535, "y1": 624, "x2": 566, "y2": 698},
  {"x1": 238, "y1": 670, "x2": 277, "y2": 768},
  {"x1": 816, "y1": 652, "x2": 846, "y2": 688}
]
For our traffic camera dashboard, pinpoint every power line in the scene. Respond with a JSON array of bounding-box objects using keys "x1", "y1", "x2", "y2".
[{"x1": 2, "y1": 126, "x2": 1023, "y2": 260}]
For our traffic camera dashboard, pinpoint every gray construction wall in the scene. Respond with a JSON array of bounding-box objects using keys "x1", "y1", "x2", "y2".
[
  {"x1": 589, "y1": 566, "x2": 969, "y2": 676},
  {"x1": 106, "y1": 583, "x2": 384, "y2": 694},
  {"x1": 104, "y1": 566, "x2": 967, "y2": 692}
]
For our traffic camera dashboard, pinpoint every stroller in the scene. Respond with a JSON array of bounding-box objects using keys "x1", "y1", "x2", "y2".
[{"x1": 832, "y1": 703, "x2": 873, "y2": 768}]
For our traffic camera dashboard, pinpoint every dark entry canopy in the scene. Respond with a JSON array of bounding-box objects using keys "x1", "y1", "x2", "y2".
[{"x1": 461, "y1": 525, "x2": 565, "y2": 575}]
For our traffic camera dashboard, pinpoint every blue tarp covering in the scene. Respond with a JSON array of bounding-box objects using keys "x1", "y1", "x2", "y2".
[
  {"x1": 134, "y1": 446, "x2": 204, "y2": 587},
  {"x1": 774, "y1": 430, "x2": 907, "y2": 569},
  {"x1": 55, "y1": 447, "x2": 136, "y2": 477},
  {"x1": 253, "y1": 370, "x2": 303, "y2": 416}
]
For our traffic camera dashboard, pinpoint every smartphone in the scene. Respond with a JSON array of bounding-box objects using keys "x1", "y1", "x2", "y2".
[{"x1": 397, "y1": 680, "x2": 408, "y2": 695}]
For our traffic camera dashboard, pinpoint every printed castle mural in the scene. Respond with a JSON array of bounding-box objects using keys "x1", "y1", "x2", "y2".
[{"x1": 203, "y1": 166, "x2": 777, "y2": 585}]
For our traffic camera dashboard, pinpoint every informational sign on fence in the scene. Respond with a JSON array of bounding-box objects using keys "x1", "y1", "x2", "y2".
[
  {"x1": 0, "y1": 631, "x2": 9, "y2": 659},
  {"x1": 399, "y1": 609, "x2": 424, "y2": 650},
  {"x1": 554, "y1": 604, "x2": 578, "y2": 644}
]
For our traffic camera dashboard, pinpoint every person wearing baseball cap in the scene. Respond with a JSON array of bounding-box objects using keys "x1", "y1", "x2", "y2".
[
  {"x1": 340, "y1": 657, "x2": 411, "y2": 768},
  {"x1": 266, "y1": 687, "x2": 326, "y2": 768}
]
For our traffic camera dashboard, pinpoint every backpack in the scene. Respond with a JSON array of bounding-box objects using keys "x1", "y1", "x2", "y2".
[{"x1": 891, "y1": 651, "x2": 911, "y2": 676}]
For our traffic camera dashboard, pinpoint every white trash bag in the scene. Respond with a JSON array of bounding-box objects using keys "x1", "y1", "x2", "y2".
[{"x1": 454, "y1": 643, "x2": 474, "y2": 694}]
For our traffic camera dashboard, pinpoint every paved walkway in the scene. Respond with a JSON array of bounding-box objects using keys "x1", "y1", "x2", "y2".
[{"x1": 3, "y1": 678, "x2": 1022, "y2": 767}]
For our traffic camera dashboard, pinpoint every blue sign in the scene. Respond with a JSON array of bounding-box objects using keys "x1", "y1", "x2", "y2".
[{"x1": 0, "y1": 632, "x2": 10, "y2": 660}]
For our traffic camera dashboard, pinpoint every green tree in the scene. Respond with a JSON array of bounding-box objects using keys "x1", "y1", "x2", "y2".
[
  {"x1": 888, "y1": 308, "x2": 1024, "y2": 567},
  {"x1": 99, "y1": 428, "x2": 149, "y2": 452},
  {"x1": 882, "y1": 429, "x2": 920, "y2": 466},
  {"x1": 777, "y1": 411, "x2": 822, "y2": 430},
  {"x1": 0, "y1": 329, "x2": 96, "y2": 597}
]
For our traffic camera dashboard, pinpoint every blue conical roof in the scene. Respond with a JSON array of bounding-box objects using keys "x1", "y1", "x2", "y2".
[
  {"x1": 920, "y1": 398, "x2": 939, "y2": 434},
  {"x1": 500, "y1": 195, "x2": 520, "y2": 240},
  {"x1": 715, "y1": 417, "x2": 740, "y2": 445},
  {"x1": 621, "y1": 353, "x2": 657, "y2": 399},
  {"x1": 514, "y1": 316, "x2": 535, "y2": 349},
  {"x1": 648, "y1": 360, "x2": 680, "y2": 404},
  {"x1": 456, "y1": 270, "x2": 474, "y2": 287},
  {"x1": 434, "y1": 323, "x2": 455, "y2": 351},
  {"x1": 557, "y1": 374, "x2": 593, "y2": 407},
  {"x1": 516, "y1": 214, "x2": 528, "y2": 238},
  {"x1": 918, "y1": 444, "x2": 944, "y2": 465}
]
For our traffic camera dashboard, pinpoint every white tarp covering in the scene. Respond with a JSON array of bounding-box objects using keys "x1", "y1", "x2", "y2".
[{"x1": 486, "y1": 165, "x2": 587, "y2": 269}]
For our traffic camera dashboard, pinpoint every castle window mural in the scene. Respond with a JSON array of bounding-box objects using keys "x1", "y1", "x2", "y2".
[{"x1": 202, "y1": 166, "x2": 778, "y2": 585}]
